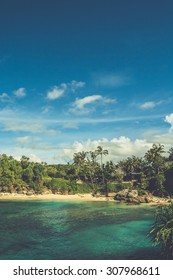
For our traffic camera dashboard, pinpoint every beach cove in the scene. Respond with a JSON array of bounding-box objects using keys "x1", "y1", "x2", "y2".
[{"x1": 0, "y1": 199, "x2": 164, "y2": 260}]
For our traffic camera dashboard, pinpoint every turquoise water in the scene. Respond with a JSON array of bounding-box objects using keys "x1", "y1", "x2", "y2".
[{"x1": 0, "y1": 200, "x2": 162, "y2": 260}]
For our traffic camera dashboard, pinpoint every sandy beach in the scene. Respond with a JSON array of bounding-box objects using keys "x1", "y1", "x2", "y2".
[
  {"x1": 0, "y1": 192, "x2": 171, "y2": 205},
  {"x1": 0, "y1": 192, "x2": 115, "y2": 201}
]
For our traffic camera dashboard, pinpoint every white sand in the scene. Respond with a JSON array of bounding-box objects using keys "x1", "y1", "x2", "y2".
[{"x1": 0, "y1": 193, "x2": 114, "y2": 201}]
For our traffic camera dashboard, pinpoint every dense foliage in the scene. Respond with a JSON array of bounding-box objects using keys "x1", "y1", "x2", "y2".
[
  {"x1": 150, "y1": 203, "x2": 173, "y2": 258},
  {"x1": 0, "y1": 144, "x2": 173, "y2": 196}
]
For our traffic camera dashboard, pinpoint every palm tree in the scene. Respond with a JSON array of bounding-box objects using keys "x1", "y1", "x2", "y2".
[
  {"x1": 95, "y1": 146, "x2": 109, "y2": 195},
  {"x1": 96, "y1": 146, "x2": 108, "y2": 167},
  {"x1": 89, "y1": 151, "x2": 97, "y2": 164},
  {"x1": 73, "y1": 151, "x2": 87, "y2": 181}
]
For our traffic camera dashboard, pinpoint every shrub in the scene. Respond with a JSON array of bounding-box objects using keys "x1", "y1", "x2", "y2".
[
  {"x1": 76, "y1": 183, "x2": 92, "y2": 194},
  {"x1": 49, "y1": 178, "x2": 79, "y2": 194},
  {"x1": 149, "y1": 203, "x2": 173, "y2": 259},
  {"x1": 107, "y1": 181, "x2": 133, "y2": 192}
]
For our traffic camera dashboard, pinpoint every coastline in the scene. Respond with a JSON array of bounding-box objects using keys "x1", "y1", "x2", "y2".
[
  {"x1": 0, "y1": 192, "x2": 171, "y2": 205},
  {"x1": 0, "y1": 192, "x2": 115, "y2": 202}
]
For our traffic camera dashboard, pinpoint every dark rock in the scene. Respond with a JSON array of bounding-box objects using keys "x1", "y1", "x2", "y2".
[
  {"x1": 115, "y1": 189, "x2": 139, "y2": 201},
  {"x1": 114, "y1": 188, "x2": 166, "y2": 204},
  {"x1": 127, "y1": 190, "x2": 138, "y2": 198}
]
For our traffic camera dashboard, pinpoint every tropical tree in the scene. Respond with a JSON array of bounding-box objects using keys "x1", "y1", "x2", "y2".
[
  {"x1": 96, "y1": 146, "x2": 108, "y2": 166},
  {"x1": 86, "y1": 151, "x2": 99, "y2": 188},
  {"x1": 118, "y1": 156, "x2": 145, "y2": 182},
  {"x1": 95, "y1": 146, "x2": 109, "y2": 194},
  {"x1": 73, "y1": 151, "x2": 87, "y2": 181},
  {"x1": 144, "y1": 144, "x2": 165, "y2": 175},
  {"x1": 149, "y1": 203, "x2": 173, "y2": 259},
  {"x1": 104, "y1": 160, "x2": 116, "y2": 182},
  {"x1": 20, "y1": 155, "x2": 30, "y2": 169},
  {"x1": 89, "y1": 151, "x2": 97, "y2": 163},
  {"x1": 168, "y1": 148, "x2": 173, "y2": 161},
  {"x1": 22, "y1": 166, "x2": 34, "y2": 184},
  {"x1": 144, "y1": 144, "x2": 166, "y2": 195}
]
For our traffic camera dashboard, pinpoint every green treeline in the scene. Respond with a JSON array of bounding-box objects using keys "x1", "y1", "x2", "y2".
[{"x1": 0, "y1": 144, "x2": 173, "y2": 196}]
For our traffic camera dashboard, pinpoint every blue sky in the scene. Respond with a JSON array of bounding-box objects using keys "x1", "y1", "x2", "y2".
[{"x1": 0, "y1": 0, "x2": 173, "y2": 163}]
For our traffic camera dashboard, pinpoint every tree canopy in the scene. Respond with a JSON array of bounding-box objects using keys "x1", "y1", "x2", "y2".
[{"x1": 0, "y1": 144, "x2": 173, "y2": 196}]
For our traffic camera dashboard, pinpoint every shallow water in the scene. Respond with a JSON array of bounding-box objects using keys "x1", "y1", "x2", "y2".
[{"x1": 0, "y1": 200, "x2": 162, "y2": 260}]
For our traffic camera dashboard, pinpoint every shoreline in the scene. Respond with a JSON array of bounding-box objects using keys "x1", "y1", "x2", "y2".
[
  {"x1": 0, "y1": 192, "x2": 171, "y2": 205},
  {"x1": 0, "y1": 193, "x2": 114, "y2": 202}
]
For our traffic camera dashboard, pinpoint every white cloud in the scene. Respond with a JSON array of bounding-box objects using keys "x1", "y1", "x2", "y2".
[
  {"x1": 14, "y1": 153, "x2": 42, "y2": 163},
  {"x1": 57, "y1": 137, "x2": 153, "y2": 163},
  {"x1": 0, "y1": 93, "x2": 10, "y2": 102},
  {"x1": 94, "y1": 73, "x2": 130, "y2": 88},
  {"x1": 70, "y1": 80, "x2": 85, "y2": 92},
  {"x1": 29, "y1": 154, "x2": 42, "y2": 163},
  {"x1": 13, "y1": 88, "x2": 26, "y2": 98},
  {"x1": 74, "y1": 95, "x2": 103, "y2": 109},
  {"x1": 46, "y1": 80, "x2": 85, "y2": 100},
  {"x1": 47, "y1": 86, "x2": 65, "y2": 100},
  {"x1": 165, "y1": 113, "x2": 173, "y2": 132},
  {"x1": 0, "y1": 144, "x2": 43, "y2": 163},
  {"x1": 70, "y1": 95, "x2": 116, "y2": 114},
  {"x1": 56, "y1": 112, "x2": 173, "y2": 163},
  {"x1": 139, "y1": 101, "x2": 162, "y2": 109},
  {"x1": 148, "y1": 133, "x2": 173, "y2": 145},
  {"x1": 138, "y1": 113, "x2": 173, "y2": 147},
  {"x1": 103, "y1": 97, "x2": 116, "y2": 104},
  {"x1": 70, "y1": 95, "x2": 102, "y2": 114}
]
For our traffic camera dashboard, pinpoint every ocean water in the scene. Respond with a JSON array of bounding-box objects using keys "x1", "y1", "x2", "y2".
[{"x1": 0, "y1": 200, "x2": 162, "y2": 260}]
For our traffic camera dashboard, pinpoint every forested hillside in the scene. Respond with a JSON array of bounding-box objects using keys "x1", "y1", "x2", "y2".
[{"x1": 0, "y1": 144, "x2": 173, "y2": 196}]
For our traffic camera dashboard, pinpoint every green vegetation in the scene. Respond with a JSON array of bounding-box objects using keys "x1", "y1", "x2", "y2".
[
  {"x1": 149, "y1": 203, "x2": 173, "y2": 258},
  {"x1": 0, "y1": 144, "x2": 173, "y2": 196}
]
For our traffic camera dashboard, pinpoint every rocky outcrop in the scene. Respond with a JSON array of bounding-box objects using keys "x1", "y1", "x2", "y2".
[
  {"x1": 114, "y1": 189, "x2": 139, "y2": 203},
  {"x1": 114, "y1": 189, "x2": 170, "y2": 204}
]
